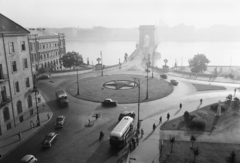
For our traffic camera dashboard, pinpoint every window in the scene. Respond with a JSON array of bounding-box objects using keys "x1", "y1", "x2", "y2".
[
  {"x1": 23, "y1": 58, "x2": 28, "y2": 69},
  {"x1": 14, "y1": 81, "x2": 20, "y2": 93},
  {"x1": 3, "y1": 107, "x2": 10, "y2": 122},
  {"x1": 8, "y1": 42, "x2": 14, "y2": 53},
  {"x1": 26, "y1": 77, "x2": 30, "y2": 88},
  {"x1": 21, "y1": 41, "x2": 26, "y2": 51},
  {"x1": 12, "y1": 61, "x2": 17, "y2": 72},
  {"x1": 6, "y1": 123, "x2": 11, "y2": 130},
  {"x1": 27, "y1": 95, "x2": 32, "y2": 108},
  {"x1": 17, "y1": 101, "x2": 22, "y2": 114}
]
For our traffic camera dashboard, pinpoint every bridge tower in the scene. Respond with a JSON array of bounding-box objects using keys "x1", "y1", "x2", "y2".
[{"x1": 138, "y1": 25, "x2": 156, "y2": 49}]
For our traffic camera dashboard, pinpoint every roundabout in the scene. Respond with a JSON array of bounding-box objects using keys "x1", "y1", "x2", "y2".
[{"x1": 66, "y1": 74, "x2": 174, "y2": 104}]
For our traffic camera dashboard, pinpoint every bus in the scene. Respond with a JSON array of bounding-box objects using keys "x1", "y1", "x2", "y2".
[
  {"x1": 109, "y1": 116, "x2": 136, "y2": 148},
  {"x1": 55, "y1": 89, "x2": 68, "y2": 107}
]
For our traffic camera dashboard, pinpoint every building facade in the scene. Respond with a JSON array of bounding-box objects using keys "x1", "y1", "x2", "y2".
[
  {"x1": 0, "y1": 14, "x2": 36, "y2": 135},
  {"x1": 28, "y1": 28, "x2": 66, "y2": 75}
]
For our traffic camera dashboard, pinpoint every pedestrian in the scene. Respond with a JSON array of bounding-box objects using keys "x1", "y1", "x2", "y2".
[
  {"x1": 153, "y1": 123, "x2": 156, "y2": 131},
  {"x1": 200, "y1": 99, "x2": 203, "y2": 105},
  {"x1": 18, "y1": 132, "x2": 22, "y2": 141},
  {"x1": 30, "y1": 120, "x2": 33, "y2": 129},
  {"x1": 95, "y1": 113, "x2": 98, "y2": 120},
  {"x1": 88, "y1": 119, "x2": 90, "y2": 124},
  {"x1": 140, "y1": 128, "x2": 144, "y2": 138},
  {"x1": 167, "y1": 113, "x2": 170, "y2": 121},
  {"x1": 47, "y1": 113, "x2": 50, "y2": 119},
  {"x1": 159, "y1": 116, "x2": 162, "y2": 124},
  {"x1": 179, "y1": 103, "x2": 182, "y2": 110},
  {"x1": 135, "y1": 137, "x2": 139, "y2": 146},
  {"x1": 132, "y1": 138, "x2": 136, "y2": 149}
]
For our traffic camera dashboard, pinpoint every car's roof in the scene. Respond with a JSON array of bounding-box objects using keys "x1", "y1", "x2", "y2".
[
  {"x1": 105, "y1": 98, "x2": 112, "y2": 101},
  {"x1": 21, "y1": 155, "x2": 35, "y2": 161},
  {"x1": 57, "y1": 115, "x2": 64, "y2": 118},
  {"x1": 120, "y1": 111, "x2": 134, "y2": 115},
  {"x1": 47, "y1": 132, "x2": 56, "y2": 137}
]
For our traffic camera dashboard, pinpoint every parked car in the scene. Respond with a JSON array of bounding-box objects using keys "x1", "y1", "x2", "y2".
[
  {"x1": 170, "y1": 79, "x2": 178, "y2": 85},
  {"x1": 41, "y1": 132, "x2": 58, "y2": 148},
  {"x1": 160, "y1": 74, "x2": 167, "y2": 79},
  {"x1": 55, "y1": 115, "x2": 65, "y2": 128},
  {"x1": 20, "y1": 155, "x2": 37, "y2": 163},
  {"x1": 38, "y1": 74, "x2": 50, "y2": 80},
  {"x1": 118, "y1": 111, "x2": 135, "y2": 122},
  {"x1": 102, "y1": 98, "x2": 118, "y2": 107}
]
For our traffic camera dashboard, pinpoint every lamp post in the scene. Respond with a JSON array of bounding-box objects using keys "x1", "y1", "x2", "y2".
[
  {"x1": 100, "y1": 51, "x2": 103, "y2": 76},
  {"x1": 77, "y1": 62, "x2": 80, "y2": 95},
  {"x1": 33, "y1": 85, "x2": 40, "y2": 126},
  {"x1": 146, "y1": 61, "x2": 150, "y2": 99},
  {"x1": 152, "y1": 52, "x2": 155, "y2": 78},
  {"x1": 134, "y1": 78, "x2": 140, "y2": 133}
]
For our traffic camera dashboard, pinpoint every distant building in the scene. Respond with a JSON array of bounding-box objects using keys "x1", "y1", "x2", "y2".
[
  {"x1": 0, "y1": 13, "x2": 34, "y2": 135},
  {"x1": 28, "y1": 28, "x2": 66, "y2": 75}
]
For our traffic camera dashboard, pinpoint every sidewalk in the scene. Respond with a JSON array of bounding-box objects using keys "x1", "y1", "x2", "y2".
[
  {"x1": 128, "y1": 96, "x2": 226, "y2": 163},
  {"x1": 0, "y1": 94, "x2": 52, "y2": 159}
]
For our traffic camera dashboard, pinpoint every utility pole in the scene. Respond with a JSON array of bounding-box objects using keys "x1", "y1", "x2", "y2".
[{"x1": 100, "y1": 51, "x2": 103, "y2": 76}]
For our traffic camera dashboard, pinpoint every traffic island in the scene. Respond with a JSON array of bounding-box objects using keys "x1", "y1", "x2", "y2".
[{"x1": 66, "y1": 74, "x2": 173, "y2": 104}]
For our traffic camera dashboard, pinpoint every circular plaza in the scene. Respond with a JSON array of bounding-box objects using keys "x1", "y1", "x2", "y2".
[{"x1": 66, "y1": 74, "x2": 173, "y2": 104}]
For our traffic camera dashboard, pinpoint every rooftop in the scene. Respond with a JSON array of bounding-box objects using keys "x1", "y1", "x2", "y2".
[{"x1": 0, "y1": 13, "x2": 29, "y2": 34}]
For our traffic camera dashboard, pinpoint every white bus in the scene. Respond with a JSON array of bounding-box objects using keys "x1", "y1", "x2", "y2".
[{"x1": 109, "y1": 116, "x2": 135, "y2": 148}]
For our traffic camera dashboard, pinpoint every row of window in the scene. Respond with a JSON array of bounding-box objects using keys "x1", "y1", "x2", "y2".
[
  {"x1": 8, "y1": 41, "x2": 26, "y2": 53},
  {"x1": 2, "y1": 95, "x2": 33, "y2": 122},
  {"x1": 13, "y1": 77, "x2": 30, "y2": 93},
  {"x1": 11, "y1": 58, "x2": 28, "y2": 73}
]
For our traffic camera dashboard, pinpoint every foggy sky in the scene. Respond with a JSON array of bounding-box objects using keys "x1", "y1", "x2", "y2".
[{"x1": 0, "y1": 0, "x2": 240, "y2": 28}]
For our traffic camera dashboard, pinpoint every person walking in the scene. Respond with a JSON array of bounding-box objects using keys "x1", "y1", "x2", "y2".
[
  {"x1": 140, "y1": 128, "x2": 144, "y2": 138},
  {"x1": 200, "y1": 99, "x2": 203, "y2": 105},
  {"x1": 167, "y1": 113, "x2": 170, "y2": 121},
  {"x1": 179, "y1": 103, "x2": 182, "y2": 110},
  {"x1": 95, "y1": 113, "x2": 98, "y2": 120},
  {"x1": 153, "y1": 123, "x2": 156, "y2": 131},
  {"x1": 159, "y1": 116, "x2": 162, "y2": 124},
  {"x1": 18, "y1": 132, "x2": 22, "y2": 141},
  {"x1": 47, "y1": 113, "x2": 50, "y2": 120}
]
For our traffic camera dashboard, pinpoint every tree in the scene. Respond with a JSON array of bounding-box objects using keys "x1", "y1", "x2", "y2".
[
  {"x1": 169, "y1": 136, "x2": 175, "y2": 153},
  {"x1": 60, "y1": 51, "x2": 83, "y2": 69},
  {"x1": 188, "y1": 54, "x2": 210, "y2": 73},
  {"x1": 190, "y1": 135, "x2": 197, "y2": 149},
  {"x1": 226, "y1": 151, "x2": 236, "y2": 163},
  {"x1": 192, "y1": 146, "x2": 200, "y2": 163}
]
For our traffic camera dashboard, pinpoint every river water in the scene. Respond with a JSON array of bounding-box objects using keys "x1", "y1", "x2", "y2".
[{"x1": 66, "y1": 40, "x2": 240, "y2": 67}]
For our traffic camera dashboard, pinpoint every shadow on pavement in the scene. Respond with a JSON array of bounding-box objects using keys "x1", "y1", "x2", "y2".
[{"x1": 209, "y1": 116, "x2": 220, "y2": 135}]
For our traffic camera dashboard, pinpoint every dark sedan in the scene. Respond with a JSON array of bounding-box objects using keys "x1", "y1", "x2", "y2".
[
  {"x1": 41, "y1": 132, "x2": 58, "y2": 148},
  {"x1": 102, "y1": 98, "x2": 118, "y2": 107},
  {"x1": 160, "y1": 74, "x2": 167, "y2": 79}
]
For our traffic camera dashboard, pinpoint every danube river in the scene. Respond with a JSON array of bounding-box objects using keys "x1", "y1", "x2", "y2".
[{"x1": 66, "y1": 40, "x2": 240, "y2": 67}]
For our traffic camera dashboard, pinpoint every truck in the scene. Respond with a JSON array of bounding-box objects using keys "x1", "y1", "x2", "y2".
[{"x1": 55, "y1": 89, "x2": 68, "y2": 107}]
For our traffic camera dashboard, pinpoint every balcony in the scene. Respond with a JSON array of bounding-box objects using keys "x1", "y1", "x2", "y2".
[
  {"x1": 0, "y1": 96, "x2": 12, "y2": 107},
  {"x1": 0, "y1": 74, "x2": 9, "y2": 83}
]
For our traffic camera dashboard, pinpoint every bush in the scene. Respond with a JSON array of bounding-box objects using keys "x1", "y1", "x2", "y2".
[
  {"x1": 210, "y1": 103, "x2": 227, "y2": 112},
  {"x1": 183, "y1": 111, "x2": 195, "y2": 123},
  {"x1": 196, "y1": 112, "x2": 208, "y2": 121},
  {"x1": 189, "y1": 116, "x2": 206, "y2": 129}
]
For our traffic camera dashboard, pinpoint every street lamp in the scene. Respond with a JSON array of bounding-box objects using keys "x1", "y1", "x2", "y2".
[
  {"x1": 33, "y1": 85, "x2": 40, "y2": 126},
  {"x1": 134, "y1": 78, "x2": 140, "y2": 133},
  {"x1": 152, "y1": 52, "x2": 155, "y2": 78},
  {"x1": 146, "y1": 61, "x2": 150, "y2": 99},
  {"x1": 100, "y1": 51, "x2": 103, "y2": 76},
  {"x1": 76, "y1": 61, "x2": 80, "y2": 95}
]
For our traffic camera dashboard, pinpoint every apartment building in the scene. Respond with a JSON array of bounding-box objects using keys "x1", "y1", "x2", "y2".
[
  {"x1": 28, "y1": 28, "x2": 66, "y2": 74},
  {"x1": 0, "y1": 14, "x2": 34, "y2": 135}
]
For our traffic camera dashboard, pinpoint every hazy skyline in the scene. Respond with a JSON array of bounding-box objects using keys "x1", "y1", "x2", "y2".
[{"x1": 1, "y1": 0, "x2": 240, "y2": 29}]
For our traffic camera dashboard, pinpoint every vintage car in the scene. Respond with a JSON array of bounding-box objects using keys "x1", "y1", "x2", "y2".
[
  {"x1": 102, "y1": 98, "x2": 118, "y2": 107},
  {"x1": 41, "y1": 132, "x2": 58, "y2": 148},
  {"x1": 118, "y1": 111, "x2": 135, "y2": 122},
  {"x1": 55, "y1": 89, "x2": 68, "y2": 107},
  {"x1": 20, "y1": 155, "x2": 37, "y2": 163},
  {"x1": 170, "y1": 79, "x2": 179, "y2": 85},
  {"x1": 160, "y1": 74, "x2": 167, "y2": 79},
  {"x1": 55, "y1": 115, "x2": 65, "y2": 128}
]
